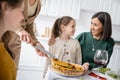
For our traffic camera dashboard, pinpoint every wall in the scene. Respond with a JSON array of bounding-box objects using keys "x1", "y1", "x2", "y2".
[
  {"x1": 36, "y1": 0, "x2": 120, "y2": 41},
  {"x1": 35, "y1": 11, "x2": 120, "y2": 41}
]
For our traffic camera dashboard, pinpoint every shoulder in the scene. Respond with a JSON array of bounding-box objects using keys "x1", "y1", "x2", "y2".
[
  {"x1": 76, "y1": 32, "x2": 91, "y2": 41},
  {"x1": 107, "y1": 37, "x2": 115, "y2": 45},
  {"x1": 109, "y1": 37, "x2": 115, "y2": 42},
  {"x1": 54, "y1": 37, "x2": 64, "y2": 45},
  {"x1": 76, "y1": 32, "x2": 90, "y2": 38},
  {"x1": 104, "y1": 37, "x2": 115, "y2": 44},
  {"x1": 103, "y1": 37, "x2": 115, "y2": 48},
  {"x1": 70, "y1": 38, "x2": 81, "y2": 46},
  {"x1": 70, "y1": 38, "x2": 79, "y2": 43}
]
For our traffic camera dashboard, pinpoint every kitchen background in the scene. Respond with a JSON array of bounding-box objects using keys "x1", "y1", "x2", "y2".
[{"x1": 17, "y1": 0, "x2": 120, "y2": 80}]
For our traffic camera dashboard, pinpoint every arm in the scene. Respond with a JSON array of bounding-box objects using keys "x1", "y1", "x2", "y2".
[
  {"x1": 25, "y1": 22, "x2": 46, "y2": 56},
  {"x1": 75, "y1": 40, "x2": 82, "y2": 65},
  {"x1": 43, "y1": 44, "x2": 55, "y2": 78},
  {"x1": 75, "y1": 40, "x2": 90, "y2": 74},
  {"x1": 106, "y1": 38, "x2": 115, "y2": 66},
  {"x1": 76, "y1": 32, "x2": 95, "y2": 70},
  {"x1": 43, "y1": 57, "x2": 51, "y2": 78}
]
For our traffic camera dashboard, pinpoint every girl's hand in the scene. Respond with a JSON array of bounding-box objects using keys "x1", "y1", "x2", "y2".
[
  {"x1": 82, "y1": 62, "x2": 89, "y2": 75},
  {"x1": 48, "y1": 38, "x2": 56, "y2": 45}
]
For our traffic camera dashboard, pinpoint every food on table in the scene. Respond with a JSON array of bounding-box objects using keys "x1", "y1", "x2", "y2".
[
  {"x1": 99, "y1": 67, "x2": 110, "y2": 74},
  {"x1": 50, "y1": 58, "x2": 84, "y2": 76},
  {"x1": 108, "y1": 73, "x2": 118, "y2": 79},
  {"x1": 106, "y1": 70, "x2": 118, "y2": 79}
]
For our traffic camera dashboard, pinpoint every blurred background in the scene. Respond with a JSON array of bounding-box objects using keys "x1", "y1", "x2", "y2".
[{"x1": 17, "y1": 0, "x2": 120, "y2": 80}]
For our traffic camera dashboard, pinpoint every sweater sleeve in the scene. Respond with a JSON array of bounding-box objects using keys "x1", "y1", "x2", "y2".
[
  {"x1": 43, "y1": 45, "x2": 54, "y2": 78},
  {"x1": 106, "y1": 38, "x2": 115, "y2": 66},
  {"x1": 75, "y1": 40, "x2": 82, "y2": 65},
  {"x1": 43, "y1": 57, "x2": 51, "y2": 78}
]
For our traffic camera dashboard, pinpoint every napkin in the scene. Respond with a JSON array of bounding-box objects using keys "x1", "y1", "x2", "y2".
[{"x1": 88, "y1": 72, "x2": 107, "y2": 80}]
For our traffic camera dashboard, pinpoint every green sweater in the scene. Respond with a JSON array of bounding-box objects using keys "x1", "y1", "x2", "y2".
[{"x1": 76, "y1": 32, "x2": 115, "y2": 70}]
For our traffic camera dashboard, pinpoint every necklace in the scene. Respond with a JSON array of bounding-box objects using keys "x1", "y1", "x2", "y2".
[{"x1": 92, "y1": 38, "x2": 101, "y2": 51}]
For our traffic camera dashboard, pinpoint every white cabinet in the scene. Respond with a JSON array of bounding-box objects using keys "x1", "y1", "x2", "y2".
[
  {"x1": 40, "y1": 0, "x2": 81, "y2": 19},
  {"x1": 81, "y1": 0, "x2": 120, "y2": 25},
  {"x1": 39, "y1": 0, "x2": 120, "y2": 25},
  {"x1": 109, "y1": 0, "x2": 120, "y2": 25},
  {"x1": 81, "y1": 0, "x2": 100, "y2": 11}
]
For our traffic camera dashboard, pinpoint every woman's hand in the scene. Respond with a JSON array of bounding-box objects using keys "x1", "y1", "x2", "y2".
[
  {"x1": 17, "y1": 29, "x2": 47, "y2": 57},
  {"x1": 82, "y1": 62, "x2": 89, "y2": 75},
  {"x1": 34, "y1": 43, "x2": 48, "y2": 57},
  {"x1": 48, "y1": 38, "x2": 56, "y2": 45},
  {"x1": 17, "y1": 29, "x2": 32, "y2": 43}
]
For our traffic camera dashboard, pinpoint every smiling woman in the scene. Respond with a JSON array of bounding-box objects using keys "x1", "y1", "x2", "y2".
[
  {"x1": 76, "y1": 12, "x2": 115, "y2": 70},
  {"x1": 0, "y1": 0, "x2": 24, "y2": 80}
]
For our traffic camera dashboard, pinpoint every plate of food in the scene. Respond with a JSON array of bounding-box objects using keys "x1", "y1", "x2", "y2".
[
  {"x1": 49, "y1": 58, "x2": 84, "y2": 77},
  {"x1": 91, "y1": 67, "x2": 119, "y2": 80},
  {"x1": 106, "y1": 70, "x2": 119, "y2": 80},
  {"x1": 91, "y1": 67, "x2": 108, "y2": 79}
]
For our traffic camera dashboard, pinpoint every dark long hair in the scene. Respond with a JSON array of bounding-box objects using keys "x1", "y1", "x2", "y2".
[
  {"x1": 92, "y1": 12, "x2": 112, "y2": 40},
  {"x1": 51, "y1": 16, "x2": 74, "y2": 38}
]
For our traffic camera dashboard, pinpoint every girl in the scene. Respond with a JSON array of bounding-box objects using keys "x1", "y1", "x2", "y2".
[{"x1": 43, "y1": 16, "x2": 88, "y2": 77}]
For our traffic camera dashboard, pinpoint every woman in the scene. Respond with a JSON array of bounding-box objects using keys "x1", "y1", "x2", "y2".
[
  {"x1": 0, "y1": 0, "x2": 24, "y2": 79},
  {"x1": 76, "y1": 12, "x2": 115, "y2": 70},
  {"x1": 48, "y1": 12, "x2": 115, "y2": 72},
  {"x1": 2, "y1": 0, "x2": 45, "y2": 68}
]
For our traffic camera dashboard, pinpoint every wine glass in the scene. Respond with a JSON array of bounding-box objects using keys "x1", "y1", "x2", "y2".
[{"x1": 94, "y1": 49, "x2": 108, "y2": 79}]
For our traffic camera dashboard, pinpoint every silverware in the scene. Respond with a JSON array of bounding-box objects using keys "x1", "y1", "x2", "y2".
[{"x1": 33, "y1": 45, "x2": 57, "y2": 59}]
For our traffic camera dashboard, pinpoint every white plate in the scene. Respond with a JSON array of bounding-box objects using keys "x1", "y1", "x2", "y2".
[
  {"x1": 91, "y1": 68, "x2": 118, "y2": 80},
  {"x1": 91, "y1": 68, "x2": 107, "y2": 78}
]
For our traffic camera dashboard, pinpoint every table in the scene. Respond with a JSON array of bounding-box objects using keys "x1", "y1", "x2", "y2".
[
  {"x1": 44, "y1": 67, "x2": 97, "y2": 80},
  {"x1": 44, "y1": 67, "x2": 119, "y2": 80}
]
